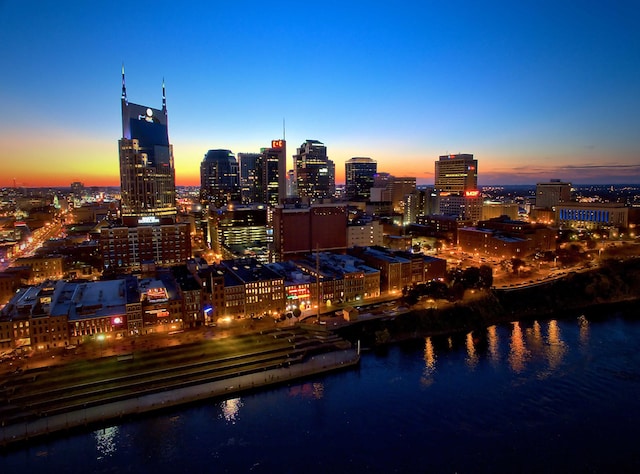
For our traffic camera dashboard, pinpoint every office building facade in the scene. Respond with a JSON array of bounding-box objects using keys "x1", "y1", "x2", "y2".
[
  {"x1": 238, "y1": 152, "x2": 261, "y2": 204},
  {"x1": 200, "y1": 149, "x2": 240, "y2": 207},
  {"x1": 272, "y1": 203, "x2": 347, "y2": 261},
  {"x1": 535, "y1": 180, "x2": 572, "y2": 210},
  {"x1": 435, "y1": 154, "x2": 481, "y2": 220},
  {"x1": 207, "y1": 204, "x2": 269, "y2": 261},
  {"x1": 259, "y1": 140, "x2": 287, "y2": 207},
  {"x1": 100, "y1": 222, "x2": 191, "y2": 272},
  {"x1": 294, "y1": 140, "x2": 335, "y2": 203},
  {"x1": 345, "y1": 157, "x2": 377, "y2": 201},
  {"x1": 118, "y1": 68, "x2": 176, "y2": 224},
  {"x1": 435, "y1": 154, "x2": 478, "y2": 194},
  {"x1": 556, "y1": 202, "x2": 628, "y2": 230},
  {"x1": 111, "y1": 69, "x2": 191, "y2": 271}
]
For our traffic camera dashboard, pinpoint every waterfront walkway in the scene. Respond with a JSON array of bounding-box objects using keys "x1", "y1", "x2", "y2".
[{"x1": 0, "y1": 327, "x2": 359, "y2": 447}]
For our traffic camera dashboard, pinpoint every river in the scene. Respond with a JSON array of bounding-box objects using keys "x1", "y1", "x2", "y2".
[{"x1": 2, "y1": 310, "x2": 639, "y2": 473}]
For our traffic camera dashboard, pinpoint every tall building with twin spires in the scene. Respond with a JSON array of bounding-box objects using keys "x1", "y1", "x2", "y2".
[
  {"x1": 119, "y1": 66, "x2": 176, "y2": 225},
  {"x1": 101, "y1": 68, "x2": 190, "y2": 272}
]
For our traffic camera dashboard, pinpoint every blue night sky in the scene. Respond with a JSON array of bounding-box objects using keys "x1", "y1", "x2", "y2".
[{"x1": 1, "y1": 0, "x2": 639, "y2": 187}]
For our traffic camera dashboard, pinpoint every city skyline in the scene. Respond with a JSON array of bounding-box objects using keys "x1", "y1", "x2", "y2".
[{"x1": 1, "y1": 1, "x2": 639, "y2": 188}]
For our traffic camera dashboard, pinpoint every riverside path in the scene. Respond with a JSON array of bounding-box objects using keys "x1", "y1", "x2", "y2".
[{"x1": 0, "y1": 326, "x2": 359, "y2": 447}]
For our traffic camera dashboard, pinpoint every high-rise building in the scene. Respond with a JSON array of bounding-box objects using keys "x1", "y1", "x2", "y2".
[
  {"x1": 434, "y1": 153, "x2": 481, "y2": 220},
  {"x1": 287, "y1": 169, "x2": 296, "y2": 197},
  {"x1": 403, "y1": 188, "x2": 436, "y2": 225},
  {"x1": 207, "y1": 204, "x2": 268, "y2": 261},
  {"x1": 119, "y1": 67, "x2": 176, "y2": 224},
  {"x1": 104, "y1": 68, "x2": 190, "y2": 272},
  {"x1": 389, "y1": 176, "x2": 417, "y2": 213},
  {"x1": 272, "y1": 203, "x2": 347, "y2": 261},
  {"x1": 70, "y1": 181, "x2": 84, "y2": 197},
  {"x1": 236, "y1": 140, "x2": 286, "y2": 207},
  {"x1": 200, "y1": 149, "x2": 240, "y2": 208},
  {"x1": 294, "y1": 140, "x2": 335, "y2": 203},
  {"x1": 535, "y1": 179, "x2": 572, "y2": 209},
  {"x1": 345, "y1": 157, "x2": 377, "y2": 201},
  {"x1": 238, "y1": 152, "x2": 261, "y2": 204},
  {"x1": 369, "y1": 173, "x2": 416, "y2": 215},
  {"x1": 260, "y1": 139, "x2": 287, "y2": 207},
  {"x1": 435, "y1": 154, "x2": 477, "y2": 194},
  {"x1": 100, "y1": 224, "x2": 191, "y2": 272}
]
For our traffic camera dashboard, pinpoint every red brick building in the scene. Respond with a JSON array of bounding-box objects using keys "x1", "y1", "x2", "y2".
[
  {"x1": 272, "y1": 204, "x2": 347, "y2": 261},
  {"x1": 100, "y1": 223, "x2": 191, "y2": 271}
]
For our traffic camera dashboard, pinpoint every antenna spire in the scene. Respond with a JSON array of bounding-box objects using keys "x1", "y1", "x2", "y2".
[
  {"x1": 162, "y1": 77, "x2": 166, "y2": 113},
  {"x1": 121, "y1": 63, "x2": 127, "y2": 104},
  {"x1": 283, "y1": 117, "x2": 286, "y2": 140}
]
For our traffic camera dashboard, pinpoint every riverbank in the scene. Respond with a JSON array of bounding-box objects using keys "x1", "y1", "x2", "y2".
[
  {"x1": 1, "y1": 350, "x2": 359, "y2": 448},
  {"x1": 337, "y1": 257, "x2": 640, "y2": 347},
  {"x1": 2, "y1": 257, "x2": 638, "y2": 447},
  {"x1": 0, "y1": 327, "x2": 359, "y2": 448}
]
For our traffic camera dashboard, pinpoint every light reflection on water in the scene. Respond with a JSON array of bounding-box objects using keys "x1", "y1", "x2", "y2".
[
  {"x1": 421, "y1": 337, "x2": 436, "y2": 386},
  {"x1": 509, "y1": 321, "x2": 529, "y2": 373},
  {"x1": 219, "y1": 397, "x2": 243, "y2": 423},
  {"x1": 528, "y1": 320, "x2": 544, "y2": 355},
  {"x1": 288, "y1": 381, "x2": 325, "y2": 399},
  {"x1": 420, "y1": 319, "x2": 570, "y2": 379},
  {"x1": 4, "y1": 313, "x2": 639, "y2": 474},
  {"x1": 545, "y1": 319, "x2": 566, "y2": 370},
  {"x1": 487, "y1": 324, "x2": 499, "y2": 364},
  {"x1": 93, "y1": 426, "x2": 118, "y2": 459},
  {"x1": 413, "y1": 319, "x2": 573, "y2": 380},
  {"x1": 578, "y1": 314, "x2": 590, "y2": 348},
  {"x1": 465, "y1": 332, "x2": 478, "y2": 369}
]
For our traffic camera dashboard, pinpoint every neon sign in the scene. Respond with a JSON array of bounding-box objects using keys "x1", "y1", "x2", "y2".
[
  {"x1": 271, "y1": 139, "x2": 284, "y2": 149},
  {"x1": 138, "y1": 216, "x2": 160, "y2": 225}
]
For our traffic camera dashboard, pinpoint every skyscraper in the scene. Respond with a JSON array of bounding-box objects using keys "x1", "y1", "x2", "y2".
[
  {"x1": 434, "y1": 154, "x2": 477, "y2": 194},
  {"x1": 200, "y1": 149, "x2": 240, "y2": 208},
  {"x1": 345, "y1": 157, "x2": 377, "y2": 201},
  {"x1": 259, "y1": 140, "x2": 287, "y2": 207},
  {"x1": 369, "y1": 173, "x2": 416, "y2": 215},
  {"x1": 238, "y1": 152, "x2": 261, "y2": 204},
  {"x1": 104, "y1": 68, "x2": 191, "y2": 271},
  {"x1": 434, "y1": 154, "x2": 481, "y2": 220},
  {"x1": 535, "y1": 179, "x2": 572, "y2": 209},
  {"x1": 207, "y1": 204, "x2": 269, "y2": 262},
  {"x1": 294, "y1": 140, "x2": 335, "y2": 203},
  {"x1": 119, "y1": 67, "x2": 176, "y2": 224}
]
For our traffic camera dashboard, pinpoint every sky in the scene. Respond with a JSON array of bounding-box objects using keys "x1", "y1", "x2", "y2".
[{"x1": 1, "y1": 0, "x2": 639, "y2": 187}]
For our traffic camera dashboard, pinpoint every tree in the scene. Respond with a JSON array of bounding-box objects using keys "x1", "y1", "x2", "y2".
[
  {"x1": 479, "y1": 265, "x2": 493, "y2": 288},
  {"x1": 447, "y1": 268, "x2": 463, "y2": 286},
  {"x1": 448, "y1": 282, "x2": 465, "y2": 301},
  {"x1": 462, "y1": 267, "x2": 481, "y2": 288},
  {"x1": 511, "y1": 258, "x2": 525, "y2": 275}
]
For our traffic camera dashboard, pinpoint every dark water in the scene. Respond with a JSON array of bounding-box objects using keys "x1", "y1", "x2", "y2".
[{"x1": 3, "y1": 312, "x2": 640, "y2": 473}]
